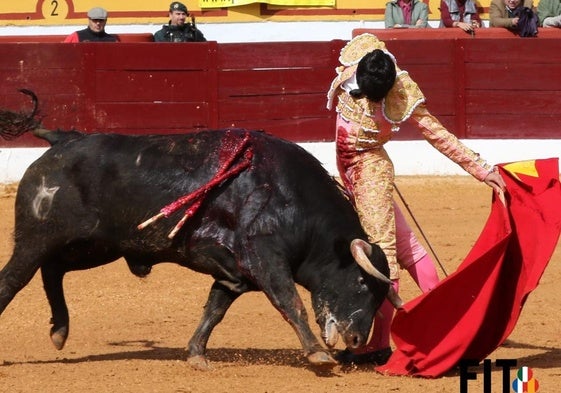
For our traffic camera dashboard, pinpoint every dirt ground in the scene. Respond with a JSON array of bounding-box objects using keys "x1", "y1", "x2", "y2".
[{"x1": 0, "y1": 176, "x2": 559, "y2": 393}]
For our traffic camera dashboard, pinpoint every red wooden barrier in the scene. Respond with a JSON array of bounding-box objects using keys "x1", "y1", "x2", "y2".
[
  {"x1": 0, "y1": 30, "x2": 560, "y2": 148},
  {"x1": 0, "y1": 40, "x2": 343, "y2": 147}
]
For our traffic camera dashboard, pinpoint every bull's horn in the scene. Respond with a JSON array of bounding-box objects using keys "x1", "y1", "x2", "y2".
[
  {"x1": 387, "y1": 285, "x2": 404, "y2": 309},
  {"x1": 350, "y1": 239, "x2": 391, "y2": 284},
  {"x1": 350, "y1": 239, "x2": 403, "y2": 309}
]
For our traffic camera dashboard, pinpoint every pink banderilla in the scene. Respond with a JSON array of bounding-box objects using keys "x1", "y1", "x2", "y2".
[{"x1": 138, "y1": 131, "x2": 253, "y2": 239}]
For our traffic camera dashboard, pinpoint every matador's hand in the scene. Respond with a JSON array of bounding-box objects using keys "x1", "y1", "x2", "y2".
[{"x1": 484, "y1": 169, "x2": 506, "y2": 194}]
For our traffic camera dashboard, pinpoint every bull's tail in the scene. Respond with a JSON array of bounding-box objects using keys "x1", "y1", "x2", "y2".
[{"x1": 0, "y1": 89, "x2": 43, "y2": 141}]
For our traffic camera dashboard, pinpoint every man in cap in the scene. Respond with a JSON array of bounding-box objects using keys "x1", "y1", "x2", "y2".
[
  {"x1": 153, "y1": 2, "x2": 206, "y2": 42},
  {"x1": 64, "y1": 7, "x2": 119, "y2": 42}
]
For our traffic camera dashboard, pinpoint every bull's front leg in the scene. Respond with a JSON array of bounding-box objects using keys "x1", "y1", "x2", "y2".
[
  {"x1": 264, "y1": 282, "x2": 337, "y2": 367},
  {"x1": 241, "y1": 245, "x2": 336, "y2": 367},
  {"x1": 186, "y1": 281, "x2": 241, "y2": 370}
]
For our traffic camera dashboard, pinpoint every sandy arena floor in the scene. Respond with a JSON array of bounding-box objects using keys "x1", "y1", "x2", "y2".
[{"x1": 0, "y1": 176, "x2": 559, "y2": 393}]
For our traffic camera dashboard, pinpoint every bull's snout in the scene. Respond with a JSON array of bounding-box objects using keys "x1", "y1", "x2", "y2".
[
  {"x1": 342, "y1": 331, "x2": 367, "y2": 349},
  {"x1": 320, "y1": 315, "x2": 369, "y2": 350}
]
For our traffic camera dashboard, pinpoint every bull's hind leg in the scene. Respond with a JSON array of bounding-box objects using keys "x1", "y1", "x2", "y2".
[
  {"x1": 0, "y1": 247, "x2": 43, "y2": 316},
  {"x1": 40, "y1": 243, "x2": 122, "y2": 351},
  {"x1": 186, "y1": 281, "x2": 241, "y2": 370},
  {"x1": 40, "y1": 265, "x2": 68, "y2": 350}
]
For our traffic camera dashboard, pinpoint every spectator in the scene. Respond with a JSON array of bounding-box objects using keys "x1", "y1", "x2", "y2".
[
  {"x1": 537, "y1": 0, "x2": 561, "y2": 27},
  {"x1": 63, "y1": 7, "x2": 119, "y2": 43},
  {"x1": 154, "y1": 2, "x2": 206, "y2": 42},
  {"x1": 489, "y1": 0, "x2": 534, "y2": 28},
  {"x1": 385, "y1": 0, "x2": 429, "y2": 28},
  {"x1": 440, "y1": 0, "x2": 483, "y2": 33}
]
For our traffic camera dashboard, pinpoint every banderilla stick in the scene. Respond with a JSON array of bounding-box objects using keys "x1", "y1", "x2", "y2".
[{"x1": 393, "y1": 182, "x2": 448, "y2": 277}]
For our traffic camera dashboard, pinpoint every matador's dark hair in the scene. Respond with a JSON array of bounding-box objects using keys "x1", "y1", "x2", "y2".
[{"x1": 349, "y1": 49, "x2": 397, "y2": 102}]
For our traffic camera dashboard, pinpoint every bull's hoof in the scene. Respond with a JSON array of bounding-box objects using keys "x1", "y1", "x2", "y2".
[
  {"x1": 307, "y1": 351, "x2": 338, "y2": 367},
  {"x1": 128, "y1": 264, "x2": 152, "y2": 278},
  {"x1": 50, "y1": 326, "x2": 69, "y2": 350},
  {"x1": 187, "y1": 355, "x2": 212, "y2": 371}
]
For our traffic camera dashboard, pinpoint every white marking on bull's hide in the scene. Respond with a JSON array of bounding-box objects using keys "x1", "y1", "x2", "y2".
[
  {"x1": 32, "y1": 176, "x2": 60, "y2": 220},
  {"x1": 135, "y1": 153, "x2": 142, "y2": 166},
  {"x1": 318, "y1": 305, "x2": 340, "y2": 347},
  {"x1": 87, "y1": 219, "x2": 100, "y2": 235},
  {"x1": 347, "y1": 309, "x2": 363, "y2": 319},
  {"x1": 322, "y1": 315, "x2": 339, "y2": 347}
]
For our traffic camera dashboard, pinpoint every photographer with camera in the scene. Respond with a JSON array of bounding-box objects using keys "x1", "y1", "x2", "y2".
[{"x1": 154, "y1": 2, "x2": 206, "y2": 42}]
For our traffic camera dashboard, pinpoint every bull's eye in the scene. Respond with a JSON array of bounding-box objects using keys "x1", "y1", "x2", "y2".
[{"x1": 357, "y1": 276, "x2": 365, "y2": 286}]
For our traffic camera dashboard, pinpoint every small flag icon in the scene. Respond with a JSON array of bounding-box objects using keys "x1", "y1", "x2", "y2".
[{"x1": 512, "y1": 366, "x2": 539, "y2": 392}]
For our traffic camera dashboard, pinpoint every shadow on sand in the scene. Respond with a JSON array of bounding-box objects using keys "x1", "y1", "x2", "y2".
[{"x1": 1, "y1": 340, "x2": 340, "y2": 377}]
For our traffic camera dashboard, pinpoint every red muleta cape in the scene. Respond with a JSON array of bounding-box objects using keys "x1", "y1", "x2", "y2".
[{"x1": 377, "y1": 158, "x2": 561, "y2": 378}]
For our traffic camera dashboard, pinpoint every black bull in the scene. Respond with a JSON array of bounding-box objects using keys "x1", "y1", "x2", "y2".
[{"x1": 0, "y1": 91, "x2": 401, "y2": 369}]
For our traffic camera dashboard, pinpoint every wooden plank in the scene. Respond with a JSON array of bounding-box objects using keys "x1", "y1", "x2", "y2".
[
  {"x1": 94, "y1": 102, "x2": 210, "y2": 130},
  {"x1": 93, "y1": 42, "x2": 216, "y2": 70},
  {"x1": 0, "y1": 44, "x2": 85, "y2": 70},
  {"x1": 465, "y1": 63, "x2": 561, "y2": 90},
  {"x1": 218, "y1": 68, "x2": 333, "y2": 97},
  {"x1": 217, "y1": 41, "x2": 338, "y2": 69},
  {"x1": 95, "y1": 70, "x2": 210, "y2": 102},
  {"x1": 466, "y1": 90, "x2": 561, "y2": 115},
  {"x1": 467, "y1": 113, "x2": 560, "y2": 138},
  {"x1": 464, "y1": 38, "x2": 561, "y2": 64},
  {"x1": 0, "y1": 69, "x2": 84, "y2": 98},
  {"x1": 218, "y1": 93, "x2": 328, "y2": 121}
]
